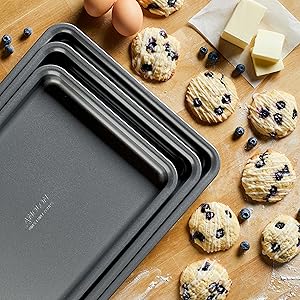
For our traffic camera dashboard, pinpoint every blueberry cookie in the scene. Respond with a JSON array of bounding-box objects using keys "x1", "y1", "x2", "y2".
[
  {"x1": 138, "y1": 0, "x2": 184, "y2": 17},
  {"x1": 189, "y1": 202, "x2": 240, "y2": 253},
  {"x1": 249, "y1": 90, "x2": 298, "y2": 138},
  {"x1": 180, "y1": 259, "x2": 232, "y2": 300},
  {"x1": 185, "y1": 72, "x2": 239, "y2": 124},
  {"x1": 242, "y1": 150, "x2": 296, "y2": 203},
  {"x1": 131, "y1": 27, "x2": 180, "y2": 81},
  {"x1": 261, "y1": 215, "x2": 300, "y2": 263}
]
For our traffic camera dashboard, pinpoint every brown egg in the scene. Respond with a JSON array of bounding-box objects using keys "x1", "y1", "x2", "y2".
[
  {"x1": 84, "y1": 0, "x2": 116, "y2": 17},
  {"x1": 112, "y1": 0, "x2": 143, "y2": 36}
]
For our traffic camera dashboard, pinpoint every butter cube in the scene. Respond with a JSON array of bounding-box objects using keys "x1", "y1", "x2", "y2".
[
  {"x1": 252, "y1": 56, "x2": 284, "y2": 77},
  {"x1": 252, "y1": 30, "x2": 285, "y2": 62},
  {"x1": 221, "y1": 0, "x2": 267, "y2": 49}
]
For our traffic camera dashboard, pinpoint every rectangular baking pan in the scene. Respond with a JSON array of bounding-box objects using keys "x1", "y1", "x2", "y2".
[
  {"x1": 0, "y1": 42, "x2": 202, "y2": 299},
  {"x1": 0, "y1": 65, "x2": 178, "y2": 300},
  {"x1": 0, "y1": 24, "x2": 220, "y2": 299}
]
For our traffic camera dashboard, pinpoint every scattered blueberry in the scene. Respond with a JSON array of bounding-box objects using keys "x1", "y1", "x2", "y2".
[
  {"x1": 141, "y1": 64, "x2": 152, "y2": 72},
  {"x1": 259, "y1": 108, "x2": 270, "y2": 119},
  {"x1": 205, "y1": 211, "x2": 215, "y2": 220},
  {"x1": 181, "y1": 284, "x2": 191, "y2": 300},
  {"x1": 206, "y1": 50, "x2": 219, "y2": 66},
  {"x1": 232, "y1": 64, "x2": 245, "y2": 77},
  {"x1": 271, "y1": 242, "x2": 280, "y2": 253},
  {"x1": 292, "y1": 109, "x2": 298, "y2": 119},
  {"x1": 23, "y1": 27, "x2": 33, "y2": 38},
  {"x1": 216, "y1": 228, "x2": 225, "y2": 239},
  {"x1": 276, "y1": 101, "x2": 286, "y2": 110},
  {"x1": 239, "y1": 208, "x2": 251, "y2": 221},
  {"x1": 273, "y1": 113, "x2": 283, "y2": 125},
  {"x1": 275, "y1": 222, "x2": 285, "y2": 229},
  {"x1": 147, "y1": 3, "x2": 160, "y2": 9},
  {"x1": 4, "y1": 45, "x2": 14, "y2": 55},
  {"x1": 1, "y1": 34, "x2": 12, "y2": 46},
  {"x1": 245, "y1": 137, "x2": 257, "y2": 150},
  {"x1": 199, "y1": 46, "x2": 208, "y2": 57},
  {"x1": 240, "y1": 241, "x2": 250, "y2": 251},
  {"x1": 233, "y1": 126, "x2": 245, "y2": 139},
  {"x1": 193, "y1": 98, "x2": 202, "y2": 107},
  {"x1": 193, "y1": 231, "x2": 205, "y2": 242},
  {"x1": 167, "y1": 0, "x2": 176, "y2": 7},
  {"x1": 204, "y1": 71, "x2": 214, "y2": 78},
  {"x1": 214, "y1": 106, "x2": 224, "y2": 116},
  {"x1": 159, "y1": 29, "x2": 167, "y2": 38}
]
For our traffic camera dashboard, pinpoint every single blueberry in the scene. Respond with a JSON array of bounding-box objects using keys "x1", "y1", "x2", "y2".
[
  {"x1": 239, "y1": 208, "x2": 251, "y2": 220},
  {"x1": 245, "y1": 137, "x2": 257, "y2": 150},
  {"x1": 259, "y1": 108, "x2": 270, "y2": 119},
  {"x1": 274, "y1": 171, "x2": 283, "y2": 181},
  {"x1": 225, "y1": 210, "x2": 232, "y2": 218},
  {"x1": 275, "y1": 222, "x2": 285, "y2": 229},
  {"x1": 217, "y1": 285, "x2": 226, "y2": 294},
  {"x1": 206, "y1": 51, "x2": 219, "y2": 66},
  {"x1": 167, "y1": 0, "x2": 176, "y2": 7},
  {"x1": 292, "y1": 109, "x2": 298, "y2": 120},
  {"x1": 240, "y1": 241, "x2": 250, "y2": 251},
  {"x1": 282, "y1": 165, "x2": 290, "y2": 174},
  {"x1": 273, "y1": 113, "x2": 283, "y2": 125},
  {"x1": 216, "y1": 228, "x2": 225, "y2": 239},
  {"x1": 298, "y1": 225, "x2": 300, "y2": 233},
  {"x1": 181, "y1": 283, "x2": 191, "y2": 300},
  {"x1": 147, "y1": 3, "x2": 160, "y2": 9},
  {"x1": 4, "y1": 45, "x2": 14, "y2": 55},
  {"x1": 269, "y1": 185, "x2": 278, "y2": 196},
  {"x1": 271, "y1": 242, "x2": 280, "y2": 253},
  {"x1": 214, "y1": 106, "x2": 224, "y2": 116},
  {"x1": 2, "y1": 34, "x2": 12, "y2": 46},
  {"x1": 205, "y1": 211, "x2": 215, "y2": 220},
  {"x1": 200, "y1": 203, "x2": 210, "y2": 213},
  {"x1": 233, "y1": 126, "x2": 245, "y2": 139},
  {"x1": 221, "y1": 93, "x2": 231, "y2": 104},
  {"x1": 168, "y1": 50, "x2": 179, "y2": 61},
  {"x1": 199, "y1": 46, "x2": 208, "y2": 57},
  {"x1": 164, "y1": 42, "x2": 171, "y2": 52},
  {"x1": 200, "y1": 261, "x2": 211, "y2": 271},
  {"x1": 276, "y1": 101, "x2": 286, "y2": 110},
  {"x1": 193, "y1": 98, "x2": 202, "y2": 107},
  {"x1": 193, "y1": 231, "x2": 205, "y2": 242},
  {"x1": 159, "y1": 29, "x2": 167, "y2": 38},
  {"x1": 23, "y1": 27, "x2": 33, "y2": 38},
  {"x1": 232, "y1": 64, "x2": 245, "y2": 77},
  {"x1": 297, "y1": 238, "x2": 300, "y2": 247},
  {"x1": 146, "y1": 37, "x2": 157, "y2": 53},
  {"x1": 141, "y1": 64, "x2": 152, "y2": 72},
  {"x1": 204, "y1": 71, "x2": 214, "y2": 78},
  {"x1": 206, "y1": 296, "x2": 215, "y2": 300},
  {"x1": 255, "y1": 160, "x2": 265, "y2": 168}
]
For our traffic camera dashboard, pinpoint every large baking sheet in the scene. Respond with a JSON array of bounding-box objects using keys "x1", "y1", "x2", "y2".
[{"x1": 0, "y1": 65, "x2": 178, "y2": 300}]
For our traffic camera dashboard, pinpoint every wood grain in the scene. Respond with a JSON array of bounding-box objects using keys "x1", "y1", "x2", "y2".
[{"x1": 0, "y1": 1, "x2": 299, "y2": 299}]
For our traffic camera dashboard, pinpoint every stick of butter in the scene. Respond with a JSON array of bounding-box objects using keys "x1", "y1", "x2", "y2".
[
  {"x1": 221, "y1": 0, "x2": 267, "y2": 49},
  {"x1": 252, "y1": 29, "x2": 285, "y2": 62},
  {"x1": 252, "y1": 56, "x2": 284, "y2": 77}
]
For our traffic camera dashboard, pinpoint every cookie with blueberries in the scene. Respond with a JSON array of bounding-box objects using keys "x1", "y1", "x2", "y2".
[
  {"x1": 137, "y1": 0, "x2": 184, "y2": 17},
  {"x1": 242, "y1": 150, "x2": 296, "y2": 203},
  {"x1": 180, "y1": 259, "x2": 232, "y2": 300},
  {"x1": 249, "y1": 90, "x2": 298, "y2": 138},
  {"x1": 261, "y1": 215, "x2": 300, "y2": 263},
  {"x1": 131, "y1": 27, "x2": 180, "y2": 81},
  {"x1": 189, "y1": 202, "x2": 240, "y2": 253},
  {"x1": 185, "y1": 71, "x2": 239, "y2": 124}
]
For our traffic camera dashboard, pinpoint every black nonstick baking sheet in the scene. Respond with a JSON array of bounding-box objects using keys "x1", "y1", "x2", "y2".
[
  {"x1": 0, "y1": 65, "x2": 180, "y2": 300},
  {"x1": 0, "y1": 23, "x2": 220, "y2": 299}
]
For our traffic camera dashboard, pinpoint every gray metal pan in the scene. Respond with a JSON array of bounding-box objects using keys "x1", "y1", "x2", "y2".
[{"x1": 0, "y1": 65, "x2": 178, "y2": 300}]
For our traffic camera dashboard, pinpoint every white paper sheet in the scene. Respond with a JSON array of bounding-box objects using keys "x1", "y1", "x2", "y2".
[{"x1": 189, "y1": 0, "x2": 300, "y2": 88}]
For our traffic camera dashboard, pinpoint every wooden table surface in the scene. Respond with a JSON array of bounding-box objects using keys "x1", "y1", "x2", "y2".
[{"x1": 1, "y1": 0, "x2": 300, "y2": 299}]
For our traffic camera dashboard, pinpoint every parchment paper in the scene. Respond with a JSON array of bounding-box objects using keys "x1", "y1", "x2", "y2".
[{"x1": 189, "y1": 0, "x2": 300, "y2": 88}]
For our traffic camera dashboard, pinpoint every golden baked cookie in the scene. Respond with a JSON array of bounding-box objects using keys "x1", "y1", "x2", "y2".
[
  {"x1": 242, "y1": 150, "x2": 296, "y2": 202},
  {"x1": 180, "y1": 259, "x2": 232, "y2": 300},
  {"x1": 189, "y1": 202, "x2": 240, "y2": 253},
  {"x1": 137, "y1": 0, "x2": 184, "y2": 17},
  {"x1": 249, "y1": 90, "x2": 298, "y2": 138},
  {"x1": 185, "y1": 71, "x2": 239, "y2": 123},
  {"x1": 261, "y1": 215, "x2": 300, "y2": 263},
  {"x1": 131, "y1": 27, "x2": 180, "y2": 81}
]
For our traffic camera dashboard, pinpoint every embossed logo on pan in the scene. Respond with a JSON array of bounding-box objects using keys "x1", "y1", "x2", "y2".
[{"x1": 24, "y1": 194, "x2": 54, "y2": 231}]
